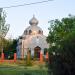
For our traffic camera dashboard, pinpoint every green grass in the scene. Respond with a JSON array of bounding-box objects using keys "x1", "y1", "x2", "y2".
[
  {"x1": 0, "y1": 62, "x2": 48, "y2": 75},
  {"x1": 0, "y1": 69, "x2": 48, "y2": 75}
]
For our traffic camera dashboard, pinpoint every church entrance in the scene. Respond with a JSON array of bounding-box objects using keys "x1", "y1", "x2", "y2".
[{"x1": 34, "y1": 46, "x2": 41, "y2": 59}]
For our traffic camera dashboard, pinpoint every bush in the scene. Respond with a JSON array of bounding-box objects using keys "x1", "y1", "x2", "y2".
[{"x1": 26, "y1": 51, "x2": 32, "y2": 66}]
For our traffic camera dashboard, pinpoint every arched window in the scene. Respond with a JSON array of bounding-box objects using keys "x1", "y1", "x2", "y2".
[
  {"x1": 44, "y1": 48, "x2": 47, "y2": 55},
  {"x1": 24, "y1": 30, "x2": 27, "y2": 35},
  {"x1": 29, "y1": 30, "x2": 32, "y2": 35},
  {"x1": 38, "y1": 30, "x2": 41, "y2": 34},
  {"x1": 19, "y1": 36, "x2": 22, "y2": 39}
]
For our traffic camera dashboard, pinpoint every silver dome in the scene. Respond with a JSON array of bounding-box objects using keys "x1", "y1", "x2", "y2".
[
  {"x1": 23, "y1": 16, "x2": 43, "y2": 35},
  {"x1": 29, "y1": 15, "x2": 39, "y2": 25}
]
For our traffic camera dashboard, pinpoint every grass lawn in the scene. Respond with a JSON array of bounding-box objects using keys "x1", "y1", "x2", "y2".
[{"x1": 0, "y1": 61, "x2": 48, "y2": 75}]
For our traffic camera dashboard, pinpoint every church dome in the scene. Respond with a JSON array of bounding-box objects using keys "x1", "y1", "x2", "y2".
[
  {"x1": 23, "y1": 16, "x2": 43, "y2": 35},
  {"x1": 29, "y1": 15, "x2": 39, "y2": 25}
]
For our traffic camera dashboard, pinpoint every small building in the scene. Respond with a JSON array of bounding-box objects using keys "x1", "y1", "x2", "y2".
[{"x1": 17, "y1": 16, "x2": 49, "y2": 59}]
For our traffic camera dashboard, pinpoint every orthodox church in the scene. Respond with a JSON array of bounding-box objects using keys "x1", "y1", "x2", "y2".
[{"x1": 17, "y1": 16, "x2": 49, "y2": 59}]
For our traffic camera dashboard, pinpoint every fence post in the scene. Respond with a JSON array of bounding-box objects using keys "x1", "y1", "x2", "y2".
[
  {"x1": 1, "y1": 53, "x2": 4, "y2": 62},
  {"x1": 40, "y1": 51, "x2": 43, "y2": 63},
  {"x1": 14, "y1": 53, "x2": 17, "y2": 62}
]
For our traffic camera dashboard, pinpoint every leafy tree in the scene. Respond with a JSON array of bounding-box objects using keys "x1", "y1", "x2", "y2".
[
  {"x1": 0, "y1": 8, "x2": 10, "y2": 52},
  {"x1": 47, "y1": 15, "x2": 75, "y2": 75},
  {"x1": 0, "y1": 8, "x2": 10, "y2": 37},
  {"x1": 4, "y1": 39, "x2": 17, "y2": 59}
]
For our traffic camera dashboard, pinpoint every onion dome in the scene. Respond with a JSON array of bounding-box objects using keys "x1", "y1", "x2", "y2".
[{"x1": 29, "y1": 15, "x2": 39, "y2": 25}]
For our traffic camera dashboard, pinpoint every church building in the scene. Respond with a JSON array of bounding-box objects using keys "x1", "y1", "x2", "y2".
[{"x1": 17, "y1": 16, "x2": 49, "y2": 59}]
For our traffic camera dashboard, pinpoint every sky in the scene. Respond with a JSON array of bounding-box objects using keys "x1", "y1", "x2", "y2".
[{"x1": 0, "y1": 0, "x2": 75, "y2": 39}]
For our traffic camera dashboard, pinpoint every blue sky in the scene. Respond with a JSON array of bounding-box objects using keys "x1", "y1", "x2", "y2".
[{"x1": 0, "y1": 0, "x2": 75, "y2": 39}]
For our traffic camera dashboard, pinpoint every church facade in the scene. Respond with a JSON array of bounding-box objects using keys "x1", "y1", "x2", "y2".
[{"x1": 17, "y1": 16, "x2": 49, "y2": 59}]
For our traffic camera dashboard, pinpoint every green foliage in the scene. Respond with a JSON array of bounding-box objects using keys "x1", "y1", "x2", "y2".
[
  {"x1": 3, "y1": 39, "x2": 17, "y2": 59},
  {"x1": 47, "y1": 15, "x2": 75, "y2": 75},
  {"x1": 0, "y1": 8, "x2": 10, "y2": 38},
  {"x1": 0, "y1": 8, "x2": 10, "y2": 53}
]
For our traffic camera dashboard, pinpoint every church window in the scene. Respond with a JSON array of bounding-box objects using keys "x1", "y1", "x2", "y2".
[
  {"x1": 19, "y1": 36, "x2": 22, "y2": 39},
  {"x1": 38, "y1": 30, "x2": 41, "y2": 34},
  {"x1": 29, "y1": 30, "x2": 32, "y2": 35},
  {"x1": 24, "y1": 30, "x2": 27, "y2": 35},
  {"x1": 44, "y1": 48, "x2": 47, "y2": 55}
]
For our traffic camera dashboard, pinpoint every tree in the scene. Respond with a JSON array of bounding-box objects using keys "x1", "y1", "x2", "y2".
[
  {"x1": 0, "y1": 8, "x2": 10, "y2": 52},
  {"x1": 47, "y1": 15, "x2": 75, "y2": 75},
  {"x1": 4, "y1": 39, "x2": 17, "y2": 59}
]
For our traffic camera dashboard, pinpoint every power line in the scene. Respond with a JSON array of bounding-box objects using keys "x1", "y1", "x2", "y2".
[{"x1": 0, "y1": 0, "x2": 53, "y2": 9}]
